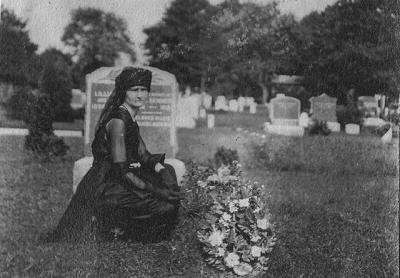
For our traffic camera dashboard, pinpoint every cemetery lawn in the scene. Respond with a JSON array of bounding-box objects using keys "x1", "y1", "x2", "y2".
[{"x1": 0, "y1": 129, "x2": 398, "y2": 277}]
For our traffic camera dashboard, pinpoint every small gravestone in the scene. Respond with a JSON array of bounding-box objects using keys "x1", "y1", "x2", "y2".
[
  {"x1": 345, "y1": 124, "x2": 360, "y2": 135},
  {"x1": 199, "y1": 108, "x2": 207, "y2": 119},
  {"x1": 358, "y1": 96, "x2": 379, "y2": 117},
  {"x1": 309, "y1": 93, "x2": 337, "y2": 122},
  {"x1": 249, "y1": 102, "x2": 257, "y2": 114},
  {"x1": 266, "y1": 96, "x2": 304, "y2": 136},
  {"x1": 207, "y1": 114, "x2": 215, "y2": 129},
  {"x1": 73, "y1": 66, "x2": 186, "y2": 191},
  {"x1": 215, "y1": 96, "x2": 228, "y2": 111},
  {"x1": 245, "y1": 97, "x2": 255, "y2": 106},
  {"x1": 176, "y1": 96, "x2": 196, "y2": 128},
  {"x1": 70, "y1": 89, "x2": 86, "y2": 109},
  {"x1": 327, "y1": 122, "x2": 340, "y2": 132},
  {"x1": 229, "y1": 99, "x2": 238, "y2": 112},
  {"x1": 299, "y1": 112, "x2": 310, "y2": 127},
  {"x1": 201, "y1": 93, "x2": 212, "y2": 110},
  {"x1": 270, "y1": 96, "x2": 300, "y2": 125},
  {"x1": 238, "y1": 97, "x2": 246, "y2": 112}
]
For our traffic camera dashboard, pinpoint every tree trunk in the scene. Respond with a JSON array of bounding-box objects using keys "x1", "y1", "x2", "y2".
[{"x1": 260, "y1": 84, "x2": 269, "y2": 104}]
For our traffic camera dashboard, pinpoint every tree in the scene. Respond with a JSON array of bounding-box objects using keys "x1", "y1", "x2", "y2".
[
  {"x1": 211, "y1": 1, "x2": 297, "y2": 103},
  {"x1": 62, "y1": 8, "x2": 136, "y2": 89},
  {"x1": 144, "y1": 0, "x2": 219, "y2": 89},
  {"x1": 39, "y1": 48, "x2": 74, "y2": 121},
  {"x1": 291, "y1": 0, "x2": 399, "y2": 103},
  {"x1": 0, "y1": 7, "x2": 38, "y2": 86}
]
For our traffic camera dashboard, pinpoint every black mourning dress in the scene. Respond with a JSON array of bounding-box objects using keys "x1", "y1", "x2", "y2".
[{"x1": 50, "y1": 107, "x2": 179, "y2": 242}]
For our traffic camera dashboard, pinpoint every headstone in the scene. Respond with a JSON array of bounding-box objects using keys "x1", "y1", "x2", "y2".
[
  {"x1": 229, "y1": 99, "x2": 239, "y2": 112},
  {"x1": 215, "y1": 96, "x2": 228, "y2": 111},
  {"x1": 176, "y1": 96, "x2": 196, "y2": 128},
  {"x1": 269, "y1": 96, "x2": 301, "y2": 125},
  {"x1": 70, "y1": 89, "x2": 86, "y2": 109},
  {"x1": 84, "y1": 66, "x2": 179, "y2": 157},
  {"x1": 309, "y1": 93, "x2": 337, "y2": 122},
  {"x1": 199, "y1": 108, "x2": 207, "y2": 118},
  {"x1": 358, "y1": 96, "x2": 379, "y2": 117},
  {"x1": 299, "y1": 112, "x2": 310, "y2": 127},
  {"x1": 238, "y1": 97, "x2": 246, "y2": 112},
  {"x1": 363, "y1": 117, "x2": 386, "y2": 127},
  {"x1": 327, "y1": 122, "x2": 340, "y2": 132},
  {"x1": 345, "y1": 124, "x2": 360, "y2": 135},
  {"x1": 245, "y1": 97, "x2": 255, "y2": 106},
  {"x1": 207, "y1": 114, "x2": 215, "y2": 129},
  {"x1": 249, "y1": 102, "x2": 257, "y2": 114},
  {"x1": 266, "y1": 96, "x2": 303, "y2": 136},
  {"x1": 276, "y1": 93, "x2": 285, "y2": 98},
  {"x1": 202, "y1": 93, "x2": 212, "y2": 110}
]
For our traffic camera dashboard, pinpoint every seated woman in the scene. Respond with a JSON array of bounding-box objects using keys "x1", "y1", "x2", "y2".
[{"x1": 44, "y1": 67, "x2": 181, "y2": 243}]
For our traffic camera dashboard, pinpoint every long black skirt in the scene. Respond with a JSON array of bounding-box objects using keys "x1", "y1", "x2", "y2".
[{"x1": 45, "y1": 160, "x2": 179, "y2": 243}]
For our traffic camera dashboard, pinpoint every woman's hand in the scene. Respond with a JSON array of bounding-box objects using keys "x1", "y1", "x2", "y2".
[{"x1": 153, "y1": 187, "x2": 181, "y2": 203}]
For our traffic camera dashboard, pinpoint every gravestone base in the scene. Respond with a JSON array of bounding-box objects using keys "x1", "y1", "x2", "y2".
[
  {"x1": 264, "y1": 123, "x2": 304, "y2": 137},
  {"x1": 345, "y1": 124, "x2": 360, "y2": 135},
  {"x1": 73, "y1": 157, "x2": 186, "y2": 194},
  {"x1": 327, "y1": 121, "x2": 341, "y2": 132},
  {"x1": 363, "y1": 117, "x2": 386, "y2": 127}
]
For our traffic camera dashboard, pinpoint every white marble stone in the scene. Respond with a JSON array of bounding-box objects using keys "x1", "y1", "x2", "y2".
[
  {"x1": 215, "y1": 96, "x2": 228, "y2": 111},
  {"x1": 73, "y1": 157, "x2": 186, "y2": 193},
  {"x1": 199, "y1": 108, "x2": 207, "y2": 118},
  {"x1": 207, "y1": 114, "x2": 215, "y2": 129},
  {"x1": 327, "y1": 121, "x2": 341, "y2": 132},
  {"x1": 229, "y1": 99, "x2": 239, "y2": 112},
  {"x1": 345, "y1": 124, "x2": 360, "y2": 135},
  {"x1": 249, "y1": 102, "x2": 257, "y2": 114},
  {"x1": 363, "y1": 117, "x2": 386, "y2": 127},
  {"x1": 299, "y1": 112, "x2": 310, "y2": 127},
  {"x1": 202, "y1": 93, "x2": 212, "y2": 109}
]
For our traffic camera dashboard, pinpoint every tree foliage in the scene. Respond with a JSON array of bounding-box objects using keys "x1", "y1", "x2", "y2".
[
  {"x1": 62, "y1": 8, "x2": 136, "y2": 89},
  {"x1": 0, "y1": 7, "x2": 38, "y2": 86},
  {"x1": 39, "y1": 48, "x2": 74, "y2": 121},
  {"x1": 292, "y1": 0, "x2": 399, "y2": 103},
  {"x1": 144, "y1": 0, "x2": 219, "y2": 89}
]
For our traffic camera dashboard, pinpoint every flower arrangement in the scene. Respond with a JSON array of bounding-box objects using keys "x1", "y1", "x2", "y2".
[{"x1": 196, "y1": 162, "x2": 277, "y2": 276}]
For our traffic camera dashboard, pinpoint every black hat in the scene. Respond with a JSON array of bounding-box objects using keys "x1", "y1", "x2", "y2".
[{"x1": 115, "y1": 67, "x2": 152, "y2": 91}]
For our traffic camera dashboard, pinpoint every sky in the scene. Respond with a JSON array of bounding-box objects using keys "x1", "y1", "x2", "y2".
[{"x1": 2, "y1": 0, "x2": 337, "y2": 63}]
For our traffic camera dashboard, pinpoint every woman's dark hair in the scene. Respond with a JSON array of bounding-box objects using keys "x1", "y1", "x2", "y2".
[{"x1": 94, "y1": 67, "x2": 152, "y2": 137}]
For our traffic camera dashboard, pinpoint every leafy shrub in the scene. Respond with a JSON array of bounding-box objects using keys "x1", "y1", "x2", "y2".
[
  {"x1": 337, "y1": 105, "x2": 363, "y2": 127},
  {"x1": 376, "y1": 124, "x2": 391, "y2": 137},
  {"x1": 214, "y1": 147, "x2": 239, "y2": 167},
  {"x1": 308, "y1": 120, "x2": 331, "y2": 136},
  {"x1": 24, "y1": 94, "x2": 69, "y2": 156},
  {"x1": 5, "y1": 86, "x2": 35, "y2": 120}
]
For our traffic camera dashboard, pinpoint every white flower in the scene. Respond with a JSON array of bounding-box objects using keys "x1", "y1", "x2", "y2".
[
  {"x1": 238, "y1": 198, "x2": 250, "y2": 208},
  {"x1": 207, "y1": 174, "x2": 219, "y2": 182},
  {"x1": 222, "y1": 212, "x2": 231, "y2": 222},
  {"x1": 208, "y1": 230, "x2": 225, "y2": 246},
  {"x1": 251, "y1": 246, "x2": 262, "y2": 257},
  {"x1": 217, "y1": 247, "x2": 225, "y2": 257},
  {"x1": 224, "y1": 252, "x2": 240, "y2": 268},
  {"x1": 229, "y1": 202, "x2": 238, "y2": 213},
  {"x1": 197, "y1": 181, "x2": 207, "y2": 188},
  {"x1": 233, "y1": 263, "x2": 253, "y2": 276},
  {"x1": 251, "y1": 234, "x2": 261, "y2": 243},
  {"x1": 257, "y1": 218, "x2": 271, "y2": 230},
  {"x1": 217, "y1": 166, "x2": 230, "y2": 178}
]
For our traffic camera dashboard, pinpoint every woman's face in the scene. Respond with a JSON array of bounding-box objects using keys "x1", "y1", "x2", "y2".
[{"x1": 125, "y1": 85, "x2": 149, "y2": 108}]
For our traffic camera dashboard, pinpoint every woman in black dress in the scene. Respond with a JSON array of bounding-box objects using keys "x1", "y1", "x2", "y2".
[{"x1": 45, "y1": 67, "x2": 181, "y2": 242}]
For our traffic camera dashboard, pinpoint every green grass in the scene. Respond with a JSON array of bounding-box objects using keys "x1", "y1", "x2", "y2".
[{"x1": 0, "y1": 124, "x2": 398, "y2": 277}]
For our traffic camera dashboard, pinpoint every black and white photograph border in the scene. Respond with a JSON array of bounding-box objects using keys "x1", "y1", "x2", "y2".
[{"x1": 0, "y1": 0, "x2": 399, "y2": 277}]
